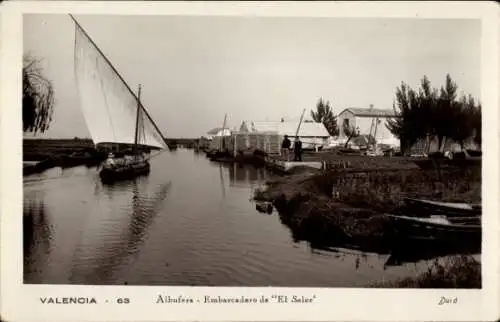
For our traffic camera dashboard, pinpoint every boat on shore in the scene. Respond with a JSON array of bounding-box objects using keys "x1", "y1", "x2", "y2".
[
  {"x1": 403, "y1": 198, "x2": 481, "y2": 217},
  {"x1": 413, "y1": 151, "x2": 482, "y2": 169},
  {"x1": 71, "y1": 15, "x2": 168, "y2": 183},
  {"x1": 386, "y1": 214, "x2": 481, "y2": 248}
]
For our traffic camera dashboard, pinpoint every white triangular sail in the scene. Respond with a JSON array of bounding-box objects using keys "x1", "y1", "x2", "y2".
[{"x1": 73, "y1": 21, "x2": 167, "y2": 149}]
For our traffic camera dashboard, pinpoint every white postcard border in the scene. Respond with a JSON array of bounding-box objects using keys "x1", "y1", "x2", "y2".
[{"x1": 1, "y1": 1, "x2": 499, "y2": 321}]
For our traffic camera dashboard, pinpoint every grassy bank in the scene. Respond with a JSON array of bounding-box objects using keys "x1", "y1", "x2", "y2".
[
  {"x1": 23, "y1": 138, "x2": 108, "y2": 175},
  {"x1": 371, "y1": 255, "x2": 481, "y2": 288},
  {"x1": 23, "y1": 138, "x2": 94, "y2": 161},
  {"x1": 254, "y1": 158, "x2": 481, "y2": 251}
]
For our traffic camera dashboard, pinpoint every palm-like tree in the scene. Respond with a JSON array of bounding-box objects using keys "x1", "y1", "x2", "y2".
[
  {"x1": 311, "y1": 98, "x2": 339, "y2": 136},
  {"x1": 23, "y1": 55, "x2": 54, "y2": 134}
]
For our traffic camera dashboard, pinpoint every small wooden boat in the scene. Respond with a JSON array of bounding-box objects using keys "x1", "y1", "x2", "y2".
[
  {"x1": 386, "y1": 214, "x2": 481, "y2": 247},
  {"x1": 99, "y1": 158, "x2": 150, "y2": 183},
  {"x1": 403, "y1": 198, "x2": 481, "y2": 217}
]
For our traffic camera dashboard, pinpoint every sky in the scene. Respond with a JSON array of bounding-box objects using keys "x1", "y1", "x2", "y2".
[{"x1": 23, "y1": 14, "x2": 480, "y2": 139}]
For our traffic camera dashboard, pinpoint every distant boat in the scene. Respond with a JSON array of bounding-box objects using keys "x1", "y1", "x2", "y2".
[
  {"x1": 403, "y1": 198, "x2": 481, "y2": 218},
  {"x1": 167, "y1": 142, "x2": 178, "y2": 151},
  {"x1": 71, "y1": 15, "x2": 168, "y2": 183}
]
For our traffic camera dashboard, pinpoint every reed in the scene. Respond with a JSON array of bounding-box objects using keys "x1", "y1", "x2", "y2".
[
  {"x1": 370, "y1": 255, "x2": 481, "y2": 288},
  {"x1": 328, "y1": 167, "x2": 481, "y2": 212}
]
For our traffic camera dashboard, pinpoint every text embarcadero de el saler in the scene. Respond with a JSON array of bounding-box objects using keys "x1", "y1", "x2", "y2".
[{"x1": 156, "y1": 294, "x2": 317, "y2": 304}]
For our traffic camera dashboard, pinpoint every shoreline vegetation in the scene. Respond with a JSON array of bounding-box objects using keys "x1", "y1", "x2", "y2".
[
  {"x1": 371, "y1": 255, "x2": 481, "y2": 288},
  {"x1": 22, "y1": 138, "x2": 200, "y2": 175},
  {"x1": 252, "y1": 154, "x2": 481, "y2": 288}
]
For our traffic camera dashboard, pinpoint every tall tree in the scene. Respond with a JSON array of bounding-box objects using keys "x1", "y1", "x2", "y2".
[
  {"x1": 388, "y1": 74, "x2": 481, "y2": 155},
  {"x1": 451, "y1": 94, "x2": 481, "y2": 151},
  {"x1": 433, "y1": 74, "x2": 459, "y2": 151},
  {"x1": 470, "y1": 101, "x2": 482, "y2": 147},
  {"x1": 343, "y1": 123, "x2": 360, "y2": 148},
  {"x1": 311, "y1": 98, "x2": 339, "y2": 136},
  {"x1": 386, "y1": 82, "x2": 424, "y2": 155},
  {"x1": 23, "y1": 55, "x2": 54, "y2": 134}
]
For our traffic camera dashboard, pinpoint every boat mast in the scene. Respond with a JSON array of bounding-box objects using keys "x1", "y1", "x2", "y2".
[
  {"x1": 220, "y1": 113, "x2": 227, "y2": 152},
  {"x1": 134, "y1": 84, "x2": 142, "y2": 157},
  {"x1": 373, "y1": 115, "x2": 379, "y2": 151},
  {"x1": 69, "y1": 14, "x2": 168, "y2": 148},
  {"x1": 295, "y1": 108, "x2": 306, "y2": 137}
]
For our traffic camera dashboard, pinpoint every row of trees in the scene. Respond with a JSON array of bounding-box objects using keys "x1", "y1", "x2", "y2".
[
  {"x1": 310, "y1": 74, "x2": 481, "y2": 154},
  {"x1": 386, "y1": 74, "x2": 481, "y2": 155}
]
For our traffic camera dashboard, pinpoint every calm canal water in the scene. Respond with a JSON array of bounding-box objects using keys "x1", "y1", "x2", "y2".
[{"x1": 24, "y1": 148, "x2": 440, "y2": 287}]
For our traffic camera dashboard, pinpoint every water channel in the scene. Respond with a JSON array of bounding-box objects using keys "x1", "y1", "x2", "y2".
[{"x1": 24, "y1": 148, "x2": 446, "y2": 286}]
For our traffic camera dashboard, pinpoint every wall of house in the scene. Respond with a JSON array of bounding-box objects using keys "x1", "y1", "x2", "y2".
[
  {"x1": 232, "y1": 132, "x2": 281, "y2": 156},
  {"x1": 337, "y1": 111, "x2": 399, "y2": 146},
  {"x1": 337, "y1": 110, "x2": 357, "y2": 139}
]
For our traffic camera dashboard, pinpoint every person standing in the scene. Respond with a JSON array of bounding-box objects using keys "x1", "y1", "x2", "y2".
[
  {"x1": 281, "y1": 135, "x2": 291, "y2": 161},
  {"x1": 105, "y1": 153, "x2": 116, "y2": 168},
  {"x1": 294, "y1": 136, "x2": 303, "y2": 162}
]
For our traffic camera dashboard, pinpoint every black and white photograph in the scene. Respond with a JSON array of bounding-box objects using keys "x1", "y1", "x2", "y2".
[
  {"x1": 21, "y1": 12, "x2": 484, "y2": 288},
  {"x1": 2, "y1": 2, "x2": 499, "y2": 321}
]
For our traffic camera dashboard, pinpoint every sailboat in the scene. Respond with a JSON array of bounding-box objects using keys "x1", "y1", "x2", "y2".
[{"x1": 71, "y1": 15, "x2": 168, "y2": 183}]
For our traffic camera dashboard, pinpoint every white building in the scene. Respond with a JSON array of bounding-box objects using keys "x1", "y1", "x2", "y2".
[
  {"x1": 239, "y1": 120, "x2": 330, "y2": 149},
  {"x1": 206, "y1": 127, "x2": 232, "y2": 140},
  {"x1": 337, "y1": 107, "x2": 399, "y2": 147}
]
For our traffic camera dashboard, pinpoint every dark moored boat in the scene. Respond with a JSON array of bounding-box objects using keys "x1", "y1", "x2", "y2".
[
  {"x1": 386, "y1": 214, "x2": 481, "y2": 248},
  {"x1": 403, "y1": 198, "x2": 481, "y2": 217}
]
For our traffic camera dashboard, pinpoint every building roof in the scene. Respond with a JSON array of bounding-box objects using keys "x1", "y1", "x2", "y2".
[
  {"x1": 340, "y1": 107, "x2": 396, "y2": 118},
  {"x1": 207, "y1": 127, "x2": 228, "y2": 135},
  {"x1": 240, "y1": 121, "x2": 330, "y2": 137}
]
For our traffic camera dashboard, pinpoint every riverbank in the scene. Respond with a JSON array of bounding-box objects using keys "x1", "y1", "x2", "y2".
[
  {"x1": 23, "y1": 138, "x2": 202, "y2": 175},
  {"x1": 254, "y1": 158, "x2": 481, "y2": 250},
  {"x1": 23, "y1": 138, "x2": 106, "y2": 175}
]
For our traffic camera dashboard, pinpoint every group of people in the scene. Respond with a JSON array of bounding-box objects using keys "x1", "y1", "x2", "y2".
[
  {"x1": 281, "y1": 135, "x2": 303, "y2": 162},
  {"x1": 104, "y1": 152, "x2": 148, "y2": 169}
]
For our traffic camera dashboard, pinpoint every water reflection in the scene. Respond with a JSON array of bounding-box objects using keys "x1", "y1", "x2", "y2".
[
  {"x1": 69, "y1": 180, "x2": 172, "y2": 284},
  {"x1": 219, "y1": 165, "x2": 226, "y2": 200},
  {"x1": 23, "y1": 195, "x2": 53, "y2": 278},
  {"x1": 227, "y1": 163, "x2": 272, "y2": 187},
  {"x1": 384, "y1": 241, "x2": 480, "y2": 268},
  {"x1": 273, "y1": 197, "x2": 480, "y2": 268}
]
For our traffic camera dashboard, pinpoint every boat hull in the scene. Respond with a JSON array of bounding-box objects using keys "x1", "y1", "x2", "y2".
[
  {"x1": 386, "y1": 214, "x2": 482, "y2": 249},
  {"x1": 99, "y1": 162, "x2": 150, "y2": 183},
  {"x1": 403, "y1": 198, "x2": 481, "y2": 217}
]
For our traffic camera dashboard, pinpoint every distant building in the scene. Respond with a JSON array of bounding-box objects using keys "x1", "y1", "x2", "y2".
[
  {"x1": 206, "y1": 127, "x2": 232, "y2": 140},
  {"x1": 337, "y1": 107, "x2": 399, "y2": 147},
  {"x1": 239, "y1": 120, "x2": 330, "y2": 149}
]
